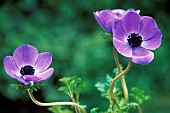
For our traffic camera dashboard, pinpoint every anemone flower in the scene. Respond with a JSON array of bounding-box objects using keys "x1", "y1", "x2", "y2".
[
  {"x1": 112, "y1": 12, "x2": 162, "y2": 64},
  {"x1": 3, "y1": 44, "x2": 54, "y2": 84},
  {"x1": 93, "y1": 9, "x2": 140, "y2": 33}
]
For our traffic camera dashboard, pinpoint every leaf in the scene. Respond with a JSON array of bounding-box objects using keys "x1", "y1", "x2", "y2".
[
  {"x1": 48, "y1": 106, "x2": 73, "y2": 113},
  {"x1": 130, "y1": 87, "x2": 151, "y2": 105},
  {"x1": 95, "y1": 82, "x2": 105, "y2": 92},
  {"x1": 101, "y1": 32, "x2": 113, "y2": 41},
  {"x1": 58, "y1": 87, "x2": 70, "y2": 96},
  {"x1": 90, "y1": 107, "x2": 99, "y2": 113},
  {"x1": 9, "y1": 82, "x2": 44, "y2": 93},
  {"x1": 59, "y1": 76, "x2": 85, "y2": 96}
]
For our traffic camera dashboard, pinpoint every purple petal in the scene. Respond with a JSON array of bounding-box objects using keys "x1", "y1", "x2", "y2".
[
  {"x1": 121, "y1": 12, "x2": 141, "y2": 34},
  {"x1": 34, "y1": 52, "x2": 52, "y2": 74},
  {"x1": 113, "y1": 38, "x2": 132, "y2": 57},
  {"x1": 15, "y1": 76, "x2": 27, "y2": 84},
  {"x1": 93, "y1": 12, "x2": 106, "y2": 30},
  {"x1": 13, "y1": 44, "x2": 38, "y2": 69},
  {"x1": 23, "y1": 68, "x2": 54, "y2": 82},
  {"x1": 141, "y1": 29, "x2": 162, "y2": 50},
  {"x1": 93, "y1": 10, "x2": 115, "y2": 32},
  {"x1": 131, "y1": 47, "x2": 154, "y2": 64},
  {"x1": 111, "y1": 9, "x2": 140, "y2": 19},
  {"x1": 3, "y1": 57, "x2": 27, "y2": 83},
  {"x1": 139, "y1": 16, "x2": 159, "y2": 40},
  {"x1": 111, "y1": 9, "x2": 126, "y2": 19},
  {"x1": 23, "y1": 75, "x2": 41, "y2": 82},
  {"x1": 3, "y1": 56, "x2": 20, "y2": 78},
  {"x1": 112, "y1": 20, "x2": 128, "y2": 42},
  {"x1": 106, "y1": 19, "x2": 117, "y2": 33},
  {"x1": 127, "y1": 9, "x2": 140, "y2": 14}
]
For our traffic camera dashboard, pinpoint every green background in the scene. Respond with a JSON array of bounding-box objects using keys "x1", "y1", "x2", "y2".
[{"x1": 0, "y1": 0, "x2": 169, "y2": 113}]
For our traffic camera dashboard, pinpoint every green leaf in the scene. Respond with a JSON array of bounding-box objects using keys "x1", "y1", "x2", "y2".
[
  {"x1": 95, "y1": 82, "x2": 105, "y2": 92},
  {"x1": 130, "y1": 87, "x2": 151, "y2": 105},
  {"x1": 58, "y1": 76, "x2": 85, "y2": 100},
  {"x1": 48, "y1": 106, "x2": 73, "y2": 113},
  {"x1": 9, "y1": 82, "x2": 44, "y2": 93},
  {"x1": 113, "y1": 65, "x2": 123, "y2": 76},
  {"x1": 90, "y1": 107, "x2": 99, "y2": 113},
  {"x1": 58, "y1": 87, "x2": 70, "y2": 96},
  {"x1": 101, "y1": 32, "x2": 113, "y2": 41}
]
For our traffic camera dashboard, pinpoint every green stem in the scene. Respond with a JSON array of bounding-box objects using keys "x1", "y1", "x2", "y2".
[
  {"x1": 113, "y1": 47, "x2": 129, "y2": 103},
  {"x1": 71, "y1": 96, "x2": 79, "y2": 113},
  {"x1": 138, "y1": 105, "x2": 143, "y2": 113},
  {"x1": 109, "y1": 59, "x2": 132, "y2": 103},
  {"x1": 27, "y1": 89, "x2": 87, "y2": 113}
]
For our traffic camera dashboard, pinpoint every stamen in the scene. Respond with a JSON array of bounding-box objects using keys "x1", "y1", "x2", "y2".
[
  {"x1": 20, "y1": 65, "x2": 35, "y2": 76},
  {"x1": 127, "y1": 33, "x2": 143, "y2": 47}
]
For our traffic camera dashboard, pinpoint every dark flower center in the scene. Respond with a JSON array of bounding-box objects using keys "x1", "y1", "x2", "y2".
[
  {"x1": 127, "y1": 33, "x2": 143, "y2": 47},
  {"x1": 20, "y1": 65, "x2": 35, "y2": 76}
]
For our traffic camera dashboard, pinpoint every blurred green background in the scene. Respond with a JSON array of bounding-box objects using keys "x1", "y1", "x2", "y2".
[{"x1": 0, "y1": 0, "x2": 170, "y2": 113}]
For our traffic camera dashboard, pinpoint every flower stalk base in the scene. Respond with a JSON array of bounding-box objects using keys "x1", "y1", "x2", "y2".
[{"x1": 27, "y1": 89, "x2": 87, "y2": 113}]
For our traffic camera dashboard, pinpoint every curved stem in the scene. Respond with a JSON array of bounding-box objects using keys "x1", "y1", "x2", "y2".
[
  {"x1": 113, "y1": 47, "x2": 129, "y2": 103},
  {"x1": 27, "y1": 89, "x2": 87, "y2": 113},
  {"x1": 109, "y1": 59, "x2": 132, "y2": 103}
]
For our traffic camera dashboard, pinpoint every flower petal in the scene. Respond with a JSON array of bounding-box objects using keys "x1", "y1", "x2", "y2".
[
  {"x1": 111, "y1": 9, "x2": 126, "y2": 18},
  {"x1": 131, "y1": 47, "x2": 154, "y2": 64},
  {"x1": 34, "y1": 52, "x2": 52, "y2": 74},
  {"x1": 106, "y1": 19, "x2": 117, "y2": 33},
  {"x1": 3, "y1": 56, "x2": 20, "y2": 78},
  {"x1": 113, "y1": 38, "x2": 132, "y2": 57},
  {"x1": 112, "y1": 20, "x2": 127, "y2": 42},
  {"x1": 13, "y1": 44, "x2": 38, "y2": 68},
  {"x1": 15, "y1": 76, "x2": 27, "y2": 84},
  {"x1": 126, "y1": 9, "x2": 140, "y2": 14},
  {"x1": 23, "y1": 75, "x2": 41, "y2": 82},
  {"x1": 93, "y1": 10, "x2": 115, "y2": 32},
  {"x1": 23, "y1": 68, "x2": 54, "y2": 82},
  {"x1": 139, "y1": 16, "x2": 159, "y2": 40},
  {"x1": 93, "y1": 12, "x2": 106, "y2": 30},
  {"x1": 121, "y1": 12, "x2": 141, "y2": 34},
  {"x1": 141, "y1": 29, "x2": 162, "y2": 50}
]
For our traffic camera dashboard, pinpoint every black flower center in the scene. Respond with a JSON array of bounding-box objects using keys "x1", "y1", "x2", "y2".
[
  {"x1": 127, "y1": 33, "x2": 143, "y2": 47},
  {"x1": 20, "y1": 65, "x2": 35, "y2": 76}
]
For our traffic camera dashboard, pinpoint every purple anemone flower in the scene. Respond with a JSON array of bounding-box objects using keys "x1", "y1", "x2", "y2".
[
  {"x1": 93, "y1": 9, "x2": 140, "y2": 33},
  {"x1": 3, "y1": 44, "x2": 54, "y2": 84},
  {"x1": 112, "y1": 12, "x2": 162, "y2": 64}
]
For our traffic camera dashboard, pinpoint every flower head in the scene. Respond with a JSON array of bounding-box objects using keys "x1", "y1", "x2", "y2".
[
  {"x1": 93, "y1": 9, "x2": 140, "y2": 33},
  {"x1": 112, "y1": 12, "x2": 162, "y2": 64},
  {"x1": 3, "y1": 44, "x2": 54, "y2": 84}
]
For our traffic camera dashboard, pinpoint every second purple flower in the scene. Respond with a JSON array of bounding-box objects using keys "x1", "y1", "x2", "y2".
[{"x1": 93, "y1": 9, "x2": 140, "y2": 33}]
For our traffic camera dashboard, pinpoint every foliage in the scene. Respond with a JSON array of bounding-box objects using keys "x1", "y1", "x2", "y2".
[
  {"x1": 9, "y1": 82, "x2": 44, "y2": 93},
  {"x1": 48, "y1": 106, "x2": 73, "y2": 113},
  {"x1": 90, "y1": 107, "x2": 99, "y2": 113},
  {"x1": 95, "y1": 71, "x2": 138, "y2": 113},
  {"x1": 94, "y1": 65, "x2": 150, "y2": 113},
  {"x1": 58, "y1": 76, "x2": 85, "y2": 100},
  {"x1": 48, "y1": 76, "x2": 85, "y2": 113}
]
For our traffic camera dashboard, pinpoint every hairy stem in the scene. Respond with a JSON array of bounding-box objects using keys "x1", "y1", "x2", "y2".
[
  {"x1": 27, "y1": 89, "x2": 87, "y2": 113},
  {"x1": 109, "y1": 59, "x2": 132, "y2": 103},
  {"x1": 138, "y1": 105, "x2": 143, "y2": 113},
  {"x1": 113, "y1": 47, "x2": 129, "y2": 103},
  {"x1": 71, "y1": 96, "x2": 79, "y2": 113}
]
